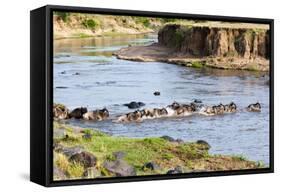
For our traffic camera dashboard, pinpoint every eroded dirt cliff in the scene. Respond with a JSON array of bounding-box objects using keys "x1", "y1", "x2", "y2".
[
  {"x1": 115, "y1": 22, "x2": 270, "y2": 71},
  {"x1": 158, "y1": 24, "x2": 269, "y2": 59}
]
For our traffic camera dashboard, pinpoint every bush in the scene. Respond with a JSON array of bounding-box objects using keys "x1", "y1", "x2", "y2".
[
  {"x1": 162, "y1": 153, "x2": 174, "y2": 160},
  {"x1": 161, "y1": 18, "x2": 177, "y2": 23},
  {"x1": 54, "y1": 152, "x2": 69, "y2": 172},
  {"x1": 82, "y1": 19, "x2": 99, "y2": 29},
  {"x1": 191, "y1": 61, "x2": 204, "y2": 68},
  {"x1": 135, "y1": 17, "x2": 150, "y2": 28},
  {"x1": 55, "y1": 12, "x2": 70, "y2": 22},
  {"x1": 67, "y1": 162, "x2": 85, "y2": 178},
  {"x1": 174, "y1": 29, "x2": 185, "y2": 47}
]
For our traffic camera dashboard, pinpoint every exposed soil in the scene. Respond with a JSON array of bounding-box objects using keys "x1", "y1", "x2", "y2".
[{"x1": 115, "y1": 23, "x2": 270, "y2": 71}]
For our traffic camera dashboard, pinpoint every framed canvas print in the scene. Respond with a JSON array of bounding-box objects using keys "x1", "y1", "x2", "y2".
[{"x1": 30, "y1": 5, "x2": 274, "y2": 187}]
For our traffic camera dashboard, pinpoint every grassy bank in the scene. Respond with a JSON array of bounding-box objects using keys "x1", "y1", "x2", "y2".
[
  {"x1": 53, "y1": 121, "x2": 264, "y2": 180},
  {"x1": 53, "y1": 12, "x2": 169, "y2": 39}
]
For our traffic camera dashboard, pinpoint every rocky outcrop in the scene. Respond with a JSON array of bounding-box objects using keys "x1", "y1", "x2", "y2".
[
  {"x1": 115, "y1": 23, "x2": 270, "y2": 71},
  {"x1": 103, "y1": 159, "x2": 136, "y2": 176},
  {"x1": 158, "y1": 24, "x2": 269, "y2": 59},
  {"x1": 69, "y1": 151, "x2": 97, "y2": 168}
]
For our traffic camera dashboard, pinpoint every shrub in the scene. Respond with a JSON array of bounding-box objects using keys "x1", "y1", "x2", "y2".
[
  {"x1": 174, "y1": 29, "x2": 185, "y2": 48},
  {"x1": 55, "y1": 12, "x2": 70, "y2": 22},
  {"x1": 54, "y1": 152, "x2": 69, "y2": 172},
  {"x1": 67, "y1": 162, "x2": 85, "y2": 178},
  {"x1": 135, "y1": 17, "x2": 150, "y2": 28},
  {"x1": 161, "y1": 18, "x2": 177, "y2": 23},
  {"x1": 82, "y1": 19, "x2": 99, "y2": 29},
  {"x1": 191, "y1": 61, "x2": 204, "y2": 68},
  {"x1": 162, "y1": 153, "x2": 174, "y2": 160},
  {"x1": 233, "y1": 155, "x2": 248, "y2": 161}
]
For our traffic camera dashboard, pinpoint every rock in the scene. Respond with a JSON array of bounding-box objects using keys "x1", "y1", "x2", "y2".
[
  {"x1": 83, "y1": 167, "x2": 101, "y2": 178},
  {"x1": 196, "y1": 140, "x2": 211, "y2": 150},
  {"x1": 53, "y1": 142, "x2": 64, "y2": 150},
  {"x1": 123, "y1": 101, "x2": 145, "y2": 109},
  {"x1": 153, "y1": 91, "x2": 160, "y2": 96},
  {"x1": 161, "y1": 135, "x2": 176, "y2": 142},
  {"x1": 53, "y1": 166, "x2": 67, "y2": 180},
  {"x1": 175, "y1": 139, "x2": 184, "y2": 144},
  {"x1": 69, "y1": 151, "x2": 97, "y2": 168},
  {"x1": 191, "y1": 169, "x2": 209, "y2": 173},
  {"x1": 193, "y1": 99, "x2": 202, "y2": 103},
  {"x1": 55, "y1": 86, "x2": 68, "y2": 89},
  {"x1": 57, "y1": 146, "x2": 84, "y2": 157},
  {"x1": 161, "y1": 135, "x2": 184, "y2": 143},
  {"x1": 113, "y1": 151, "x2": 126, "y2": 160},
  {"x1": 142, "y1": 162, "x2": 160, "y2": 171},
  {"x1": 82, "y1": 133, "x2": 92, "y2": 140},
  {"x1": 166, "y1": 166, "x2": 186, "y2": 174},
  {"x1": 103, "y1": 159, "x2": 136, "y2": 176}
]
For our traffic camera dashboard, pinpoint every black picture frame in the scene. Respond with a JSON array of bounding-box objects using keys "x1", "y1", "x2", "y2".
[{"x1": 30, "y1": 4, "x2": 274, "y2": 187}]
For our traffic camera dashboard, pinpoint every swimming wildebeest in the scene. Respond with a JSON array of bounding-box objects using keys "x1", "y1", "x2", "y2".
[
  {"x1": 83, "y1": 108, "x2": 109, "y2": 121},
  {"x1": 115, "y1": 110, "x2": 142, "y2": 123},
  {"x1": 200, "y1": 102, "x2": 237, "y2": 116},
  {"x1": 53, "y1": 104, "x2": 69, "y2": 119},
  {"x1": 247, "y1": 102, "x2": 261, "y2": 112},
  {"x1": 154, "y1": 91, "x2": 160, "y2": 96},
  {"x1": 123, "y1": 101, "x2": 145, "y2": 109},
  {"x1": 69, "y1": 107, "x2": 88, "y2": 119}
]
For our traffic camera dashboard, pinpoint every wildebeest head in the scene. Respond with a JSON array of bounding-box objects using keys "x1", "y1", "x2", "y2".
[
  {"x1": 254, "y1": 102, "x2": 261, "y2": 108},
  {"x1": 190, "y1": 103, "x2": 197, "y2": 111},
  {"x1": 101, "y1": 108, "x2": 109, "y2": 118},
  {"x1": 228, "y1": 102, "x2": 237, "y2": 112},
  {"x1": 133, "y1": 110, "x2": 142, "y2": 119},
  {"x1": 159, "y1": 108, "x2": 168, "y2": 115},
  {"x1": 81, "y1": 107, "x2": 88, "y2": 114},
  {"x1": 140, "y1": 109, "x2": 146, "y2": 116},
  {"x1": 169, "y1": 101, "x2": 180, "y2": 110}
]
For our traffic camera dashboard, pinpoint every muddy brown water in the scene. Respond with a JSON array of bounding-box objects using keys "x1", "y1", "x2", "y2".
[{"x1": 54, "y1": 34, "x2": 270, "y2": 165}]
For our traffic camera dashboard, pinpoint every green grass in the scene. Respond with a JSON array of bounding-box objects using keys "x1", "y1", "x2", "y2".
[
  {"x1": 54, "y1": 122, "x2": 210, "y2": 172},
  {"x1": 232, "y1": 154, "x2": 248, "y2": 161},
  {"x1": 247, "y1": 65, "x2": 260, "y2": 71},
  {"x1": 53, "y1": 121, "x2": 262, "y2": 180},
  {"x1": 54, "y1": 151, "x2": 85, "y2": 179},
  {"x1": 67, "y1": 162, "x2": 85, "y2": 178},
  {"x1": 191, "y1": 61, "x2": 204, "y2": 68}
]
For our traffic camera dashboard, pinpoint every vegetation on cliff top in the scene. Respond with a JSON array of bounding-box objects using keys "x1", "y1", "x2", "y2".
[
  {"x1": 53, "y1": 121, "x2": 264, "y2": 180},
  {"x1": 53, "y1": 12, "x2": 183, "y2": 39},
  {"x1": 54, "y1": 12, "x2": 269, "y2": 39}
]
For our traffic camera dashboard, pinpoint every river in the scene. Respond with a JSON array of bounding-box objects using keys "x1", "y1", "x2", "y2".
[{"x1": 54, "y1": 33, "x2": 270, "y2": 165}]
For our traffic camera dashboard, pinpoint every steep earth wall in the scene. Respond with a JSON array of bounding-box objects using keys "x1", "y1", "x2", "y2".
[{"x1": 158, "y1": 24, "x2": 269, "y2": 59}]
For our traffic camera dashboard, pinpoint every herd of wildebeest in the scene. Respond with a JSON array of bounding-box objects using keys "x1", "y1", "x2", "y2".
[{"x1": 53, "y1": 100, "x2": 262, "y2": 123}]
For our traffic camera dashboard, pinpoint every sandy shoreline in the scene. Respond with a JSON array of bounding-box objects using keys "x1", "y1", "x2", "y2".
[{"x1": 114, "y1": 43, "x2": 269, "y2": 71}]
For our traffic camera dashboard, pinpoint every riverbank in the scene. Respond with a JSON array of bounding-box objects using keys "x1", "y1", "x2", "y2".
[
  {"x1": 53, "y1": 13, "x2": 163, "y2": 39},
  {"x1": 114, "y1": 23, "x2": 270, "y2": 71},
  {"x1": 53, "y1": 121, "x2": 264, "y2": 180}
]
